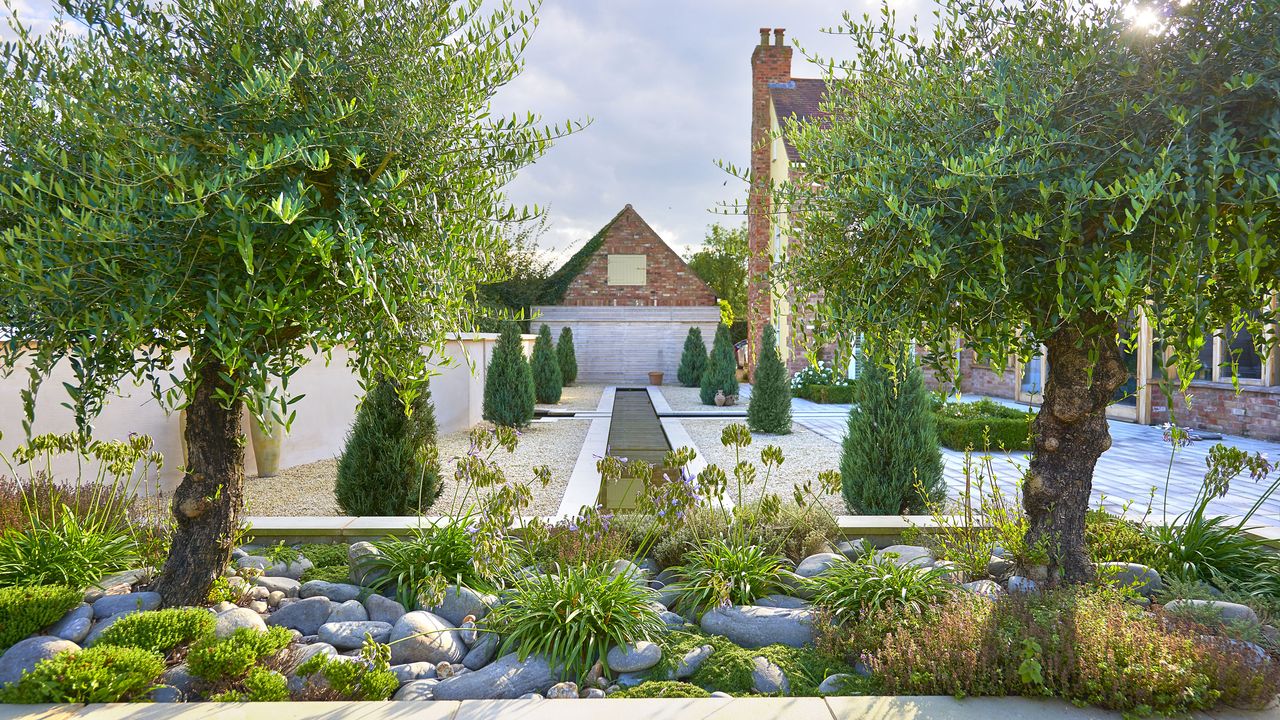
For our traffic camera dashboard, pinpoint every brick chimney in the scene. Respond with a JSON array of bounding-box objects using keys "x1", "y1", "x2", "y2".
[{"x1": 746, "y1": 28, "x2": 791, "y2": 374}]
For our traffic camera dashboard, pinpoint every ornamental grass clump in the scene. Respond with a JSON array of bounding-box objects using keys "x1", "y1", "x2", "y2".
[
  {"x1": 531, "y1": 324, "x2": 563, "y2": 404},
  {"x1": 677, "y1": 326, "x2": 708, "y2": 387},
  {"x1": 335, "y1": 377, "x2": 441, "y2": 516},
  {"x1": 485, "y1": 562, "x2": 666, "y2": 682},
  {"x1": 811, "y1": 553, "x2": 953, "y2": 623},
  {"x1": 667, "y1": 537, "x2": 789, "y2": 616},
  {"x1": 365, "y1": 519, "x2": 484, "y2": 610}
]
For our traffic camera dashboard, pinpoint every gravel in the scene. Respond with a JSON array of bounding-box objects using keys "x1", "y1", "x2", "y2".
[
  {"x1": 681, "y1": 418, "x2": 845, "y2": 514},
  {"x1": 657, "y1": 385, "x2": 719, "y2": 411},
  {"x1": 538, "y1": 383, "x2": 605, "y2": 412},
  {"x1": 245, "y1": 419, "x2": 589, "y2": 517}
]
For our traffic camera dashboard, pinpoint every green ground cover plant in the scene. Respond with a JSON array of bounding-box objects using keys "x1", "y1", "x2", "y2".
[
  {"x1": 611, "y1": 681, "x2": 710, "y2": 698},
  {"x1": 187, "y1": 626, "x2": 293, "y2": 684},
  {"x1": 94, "y1": 608, "x2": 216, "y2": 655},
  {"x1": 0, "y1": 645, "x2": 165, "y2": 703},
  {"x1": 210, "y1": 666, "x2": 290, "y2": 702},
  {"x1": 0, "y1": 584, "x2": 82, "y2": 649},
  {"x1": 294, "y1": 645, "x2": 399, "y2": 700}
]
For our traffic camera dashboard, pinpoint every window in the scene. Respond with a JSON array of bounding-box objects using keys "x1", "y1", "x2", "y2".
[
  {"x1": 1192, "y1": 310, "x2": 1275, "y2": 385},
  {"x1": 606, "y1": 254, "x2": 646, "y2": 286}
]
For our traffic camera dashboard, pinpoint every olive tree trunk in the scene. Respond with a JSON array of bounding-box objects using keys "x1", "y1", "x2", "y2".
[
  {"x1": 1023, "y1": 314, "x2": 1128, "y2": 584},
  {"x1": 152, "y1": 357, "x2": 245, "y2": 606}
]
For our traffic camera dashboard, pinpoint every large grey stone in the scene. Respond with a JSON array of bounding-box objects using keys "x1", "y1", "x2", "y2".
[
  {"x1": 348, "y1": 542, "x2": 385, "y2": 586},
  {"x1": 875, "y1": 545, "x2": 933, "y2": 568},
  {"x1": 0, "y1": 636, "x2": 78, "y2": 686},
  {"x1": 545, "y1": 681, "x2": 578, "y2": 699},
  {"x1": 751, "y1": 656, "x2": 789, "y2": 694},
  {"x1": 608, "y1": 559, "x2": 647, "y2": 583},
  {"x1": 962, "y1": 579, "x2": 1006, "y2": 600},
  {"x1": 327, "y1": 599, "x2": 368, "y2": 624},
  {"x1": 153, "y1": 663, "x2": 196, "y2": 703},
  {"x1": 256, "y1": 576, "x2": 301, "y2": 597},
  {"x1": 266, "y1": 596, "x2": 333, "y2": 635},
  {"x1": 432, "y1": 652, "x2": 556, "y2": 700},
  {"x1": 1165, "y1": 599, "x2": 1259, "y2": 625},
  {"x1": 676, "y1": 645, "x2": 713, "y2": 679},
  {"x1": 364, "y1": 594, "x2": 406, "y2": 625},
  {"x1": 427, "y1": 586, "x2": 495, "y2": 626},
  {"x1": 987, "y1": 556, "x2": 1014, "y2": 578},
  {"x1": 835, "y1": 539, "x2": 873, "y2": 560},
  {"x1": 92, "y1": 591, "x2": 160, "y2": 619},
  {"x1": 49, "y1": 604, "x2": 94, "y2": 643},
  {"x1": 1098, "y1": 562, "x2": 1163, "y2": 598},
  {"x1": 289, "y1": 642, "x2": 337, "y2": 668},
  {"x1": 700, "y1": 605, "x2": 814, "y2": 648},
  {"x1": 318, "y1": 621, "x2": 392, "y2": 650},
  {"x1": 83, "y1": 569, "x2": 148, "y2": 603},
  {"x1": 605, "y1": 641, "x2": 661, "y2": 672},
  {"x1": 237, "y1": 555, "x2": 313, "y2": 580},
  {"x1": 393, "y1": 678, "x2": 439, "y2": 700},
  {"x1": 463, "y1": 632, "x2": 499, "y2": 670},
  {"x1": 795, "y1": 552, "x2": 845, "y2": 578},
  {"x1": 777, "y1": 570, "x2": 816, "y2": 600},
  {"x1": 300, "y1": 580, "x2": 362, "y2": 603},
  {"x1": 754, "y1": 594, "x2": 810, "y2": 609},
  {"x1": 818, "y1": 673, "x2": 854, "y2": 694},
  {"x1": 215, "y1": 607, "x2": 267, "y2": 638},
  {"x1": 388, "y1": 611, "x2": 466, "y2": 665},
  {"x1": 1007, "y1": 576, "x2": 1039, "y2": 594},
  {"x1": 659, "y1": 611, "x2": 687, "y2": 629},
  {"x1": 390, "y1": 662, "x2": 438, "y2": 684},
  {"x1": 83, "y1": 612, "x2": 131, "y2": 646}
]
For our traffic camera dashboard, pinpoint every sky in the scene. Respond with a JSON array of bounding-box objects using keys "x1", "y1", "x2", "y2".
[{"x1": 3, "y1": 0, "x2": 934, "y2": 263}]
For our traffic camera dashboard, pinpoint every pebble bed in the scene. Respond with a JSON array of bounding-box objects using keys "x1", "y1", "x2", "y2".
[
  {"x1": 244, "y1": 419, "x2": 590, "y2": 517},
  {"x1": 681, "y1": 418, "x2": 845, "y2": 515}
]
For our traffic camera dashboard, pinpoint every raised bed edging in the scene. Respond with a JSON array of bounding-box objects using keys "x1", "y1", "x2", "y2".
[
  {"x1": 3, "y1": 695, "x2": 1271, "y2": 719},
  {"x1": 243, "y1": 514, "x2": 1280, "y2": 549}
]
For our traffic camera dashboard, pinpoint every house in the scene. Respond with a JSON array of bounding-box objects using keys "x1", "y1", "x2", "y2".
[
  {"x1": 532, "y1": 205, "x2": 721, "y2": 384},
  {"x1": 745, "y1": 28, "x2": 1280, "y2": 440}
]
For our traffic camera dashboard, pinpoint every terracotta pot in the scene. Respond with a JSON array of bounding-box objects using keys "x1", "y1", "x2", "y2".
[{"x1": 648, "y1": 371, "x2": 664, "y2": 386}]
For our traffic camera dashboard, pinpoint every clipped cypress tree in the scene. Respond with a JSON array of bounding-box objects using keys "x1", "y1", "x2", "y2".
[
  {"x1": 532, "y1": 324, "x2": 563, "y2": 404},
  {"x1": 677, "y1": 327, "x2": 708, "y2": 387},
  {"x1": 840, "y1": 349, "x2": 944, "y2": 514},
  {"x1": 336, "y1": 377, "x2": 441, "y2": 516},
  {"x1": 700, "y1": 323, "x2": 739, "y2": 405},
  {"x1": 747, "y1": 324, "x2": 791, "y2": 434},
  {"x1": 557, "y1": 327, "x2": 578, "y2": 386},
  {"x1": 484, "y1": 321, "x2": 536, "y2": 427}
]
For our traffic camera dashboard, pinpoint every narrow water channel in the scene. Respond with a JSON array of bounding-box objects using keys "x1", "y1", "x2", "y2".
[{"x1": 600, "y1": 388, "x2": 671, "y2": 509}]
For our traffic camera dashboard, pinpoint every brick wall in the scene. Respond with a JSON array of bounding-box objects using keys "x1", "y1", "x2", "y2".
[
  {"x1": 921, "y1": 348, "x2": 1020, "y2": 399},
  {"x1": 560, "y1": 205, "x2": 717, "y2": 307},
  {"x1": 746, "y1": 29, "x2": 792, "y2": 372},
  {"x1": 1150, "y1": 382, "x2": 1280, "y2": 441}
]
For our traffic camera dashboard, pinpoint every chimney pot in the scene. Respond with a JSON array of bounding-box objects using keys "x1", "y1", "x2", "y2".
[
  {"x1": 774, "y1": 28, "x2": 785, "y2": 46},
  {"x1": 759, "y1": 28, "x2": 770, "y2": 46}
]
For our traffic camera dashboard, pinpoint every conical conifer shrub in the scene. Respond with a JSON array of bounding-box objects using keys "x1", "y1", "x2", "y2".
[
  {"x1": 747, "y1": 324, "x2": 792, "y2": 433},
  {"x1": 532, "y1": 324, "x2": 563, "y2": 404},
  {"x1": 700, "y1": 323, "x2": 739, "y2": 405},
  {"x1": 557, "y1": 327, "x2": 578, "y2": 386},
  {"x1": 336, "y1": 377, "x2": 441, "y2": 515},
  {"x1": 483, "y1": 320, "x2": 536, "y2": 427}
]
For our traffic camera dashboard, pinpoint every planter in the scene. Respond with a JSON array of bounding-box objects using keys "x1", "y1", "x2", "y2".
[
  {"x1": 648, "y1": 371, "x2": 664, "y2": 386},
  {"x1": 250, "y1": 414, "x2": 285, "y2": 478}
]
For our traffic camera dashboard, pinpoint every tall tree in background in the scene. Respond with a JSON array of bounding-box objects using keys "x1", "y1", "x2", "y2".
[
  {"x1": 0, "y1": 0, "x2": 573, "y2": 605},
  {"x1": 786, "y1": 0, "x2": 1279, "y2": 581},
  {"x1": 687, "y1": 224, "x2": 748, "y2": 338}
]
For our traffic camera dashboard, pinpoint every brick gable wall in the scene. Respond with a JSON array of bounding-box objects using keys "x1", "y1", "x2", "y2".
[{"x1": 560, "y1": 205, "x2": 718, "y2": 307}]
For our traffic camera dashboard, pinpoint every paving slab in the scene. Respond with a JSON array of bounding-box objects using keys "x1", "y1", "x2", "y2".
[
  {"x1": 75, "y1": 702, "x2": 460, "y2": 720},
  {"x1": 824, "y1": 696, "x2": 1213, "y2": 719},
  {"x1": 0, "y1": 706, "x2": 83, "y2": 720},
  {"x1": 455, "y1": 697, "x2": 832, "y2": 720}
]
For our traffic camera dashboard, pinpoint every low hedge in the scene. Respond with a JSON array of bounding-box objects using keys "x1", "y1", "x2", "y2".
[
  {"x1": 795, "y1": 384, "x2": 855, "y2": 404},
  {"x1": 932, "y1": 400, "x2": 1034, "y2": 451}
]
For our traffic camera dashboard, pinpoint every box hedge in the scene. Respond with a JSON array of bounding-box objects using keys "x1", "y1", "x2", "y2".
[
  {"x1": 795, "y1": 384, "x2": 855, "y2": 404},
  {"x1": 931, "y1": 399, "x2": 1034, "y2": 451}
]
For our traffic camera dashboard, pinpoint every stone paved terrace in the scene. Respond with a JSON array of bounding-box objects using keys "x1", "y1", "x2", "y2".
[
  {"x1": 790, "y1": 392, "x2": 1280, "y2": 526},
  {"x1": 1, "y1": 697, "x2": 1271, "y2": 720}
]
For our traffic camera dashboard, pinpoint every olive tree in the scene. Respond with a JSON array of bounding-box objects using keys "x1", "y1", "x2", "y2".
[
  {"x1": 785, "y1": 0, "x2": 1279, "y2": 581},
  {"x1": 0, "y1": 0, "x2": 574, "y2": 605}
]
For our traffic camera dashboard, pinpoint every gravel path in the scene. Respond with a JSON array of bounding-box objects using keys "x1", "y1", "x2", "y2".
[
  {"x1": 658, "y1": 384, "x2": 738, "y2": 411},
  {"x1": 245, "y1": 419, "x2": 589, "y2": 517},
  {"x1": 539, "y1": 383, "x2": 605, "y2": 412},
  {"x1": 680, "y1": 418, "x2": 846, "y2": 515}
]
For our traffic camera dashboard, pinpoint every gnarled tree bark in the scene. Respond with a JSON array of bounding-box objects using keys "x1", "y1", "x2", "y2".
[
  {"x1": 1023, "y1": 313, "x2": 1128, "y2": 584},
  {"x1": 152, "y1": 355, "x2": 245, "y2": 607}
]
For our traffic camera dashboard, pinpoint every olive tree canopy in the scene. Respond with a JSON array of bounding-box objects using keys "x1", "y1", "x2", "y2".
[
  {"x1": 0, "y1": 0, "x2": 575, "y2": 603},
  {"x1": 785, "y1": 0, "x2": 1279, "y2": 581}
]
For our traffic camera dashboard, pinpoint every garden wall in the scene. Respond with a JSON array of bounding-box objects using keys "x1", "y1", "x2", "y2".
[
  {"x1": 532, "y1": 305, "x2": 720, "y2": 384},
  {"x1": 0, "y1": 333, "x2": 534, "y2": 494}
]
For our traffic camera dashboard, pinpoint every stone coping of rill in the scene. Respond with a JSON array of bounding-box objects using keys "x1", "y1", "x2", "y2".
[
  {"x1": 0, "y1": 696, "x2": 1271, "y2": 720},
  {"x1": 242, "y1": 513, "x2": 1280, "y2": 548}
]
